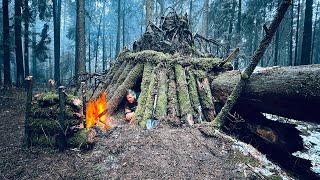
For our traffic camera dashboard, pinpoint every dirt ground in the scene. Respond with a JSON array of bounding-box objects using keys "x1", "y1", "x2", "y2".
[{"x1": 0, "y1": 89, "x2": 291, "y2": 179}]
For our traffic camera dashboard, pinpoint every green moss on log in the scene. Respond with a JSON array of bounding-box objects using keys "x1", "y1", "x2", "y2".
[
  {"x1": 119, "y1": 50, "x2": 231, "y2": 72},
  {"x1": 155, "y1": 69, "x2": 168, "y2": 119},
  {"x1": 108, "y1": 63, "x2": 144, "y2": 115},
  {"x1": 125, "y1": 50, "x2": 172, "y2": 64},
  {"x1": 196, "y1": 77, "x2": 216, "y2": 121},
  {"x1": 108, "y1": 63, "x2": 135, "y2": 99},
  {"x1": 135, "y1": 63, "x2": 154, "y2": 122},
  {"x1": 167, "y1": 68, "x2": 180, "y2": 118},
  {"x1": 30, "y1": 104, "x2": 80, "y2": 120},
  {"x1": 186, "y1": 71, "x2": 201, "y2": 117},
  {"x1": 67, "y1": 129, "x2": 90, "y2": 149},
  {"x1": 141, "y1": 68, "x2": 157, "y2": 126},
  {"x1": 36, "y1": 92, "x2": 81, "y2": 108},
  {"x1": 106, "y1": 61, "x2": 128, "y2": 93},
  {"x1": 174, "y1": 64, "x2": 193, "y2": 121}
]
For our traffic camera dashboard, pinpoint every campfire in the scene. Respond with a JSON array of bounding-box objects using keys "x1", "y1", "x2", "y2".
[{"x1": 86, "y1": 92, "x2": 110, "y2": 130}]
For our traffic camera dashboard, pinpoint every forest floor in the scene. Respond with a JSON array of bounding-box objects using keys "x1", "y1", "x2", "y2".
[{"x1": 0, "y1": 89, "x2": 292, "y2": 179}]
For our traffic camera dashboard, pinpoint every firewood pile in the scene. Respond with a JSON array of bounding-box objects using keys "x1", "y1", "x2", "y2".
[{"x1": 28, "y1": 92, "x2": 93, "y2": 148}]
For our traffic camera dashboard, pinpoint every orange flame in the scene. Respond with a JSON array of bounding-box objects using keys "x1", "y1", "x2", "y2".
[{"x1": 86, "y1": 92, "x2": 109, "y2": 129}]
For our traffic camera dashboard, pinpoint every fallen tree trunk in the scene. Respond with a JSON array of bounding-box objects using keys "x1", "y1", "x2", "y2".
[
  {"x1": 221, "y1": 103, "x2": 318, "y2": 179},
  {"x1": 210, "y1": 65, "x2": 320, "y2": 123}
]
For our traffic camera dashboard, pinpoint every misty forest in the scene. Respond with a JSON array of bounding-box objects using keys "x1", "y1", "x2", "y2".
[{"x1": 1, "y1": 0, "x2": 320, "y2": 179}]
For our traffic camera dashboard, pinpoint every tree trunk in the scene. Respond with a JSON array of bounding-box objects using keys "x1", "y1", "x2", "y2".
[
  {"x1": 202, "y1": 0, "x2": 209, "y2": 38},
  {"x1": 2, "y1": 0, "x2": 11, "y2": 86},
  {"x1": 294, "y1": 0, "x2": 301, "y2": 65},
  {"x1": 107, "y1": 63, "x2": 144, "y2": 115},
  {"x1": 94, "y1": 7, "x2": 104, "y2": 76},
  {"x1": 155, "y1": 68, "x2": 168, "y2": 119},
  {"x1": 158, "y1": 0, "x2": 164, "y2": 15},
  {"x1": 227, "y1": 0, "x2": 236, "y2": 52},
  {"x1": 88, "y1": 25, "x2": 91, "y2": 76},
  {"x1": 122, "y1": 1, "x2": 125, "y2": 48},
  {"x1": 115, "y1": 0, "x2": 121, "y2": 57},
  {"x1": 222, "y1": 104, "x2": 317, "y2": 179},
  {"x1": 145, "y1": 0, "x2": 153, "y2": 25},
  {"x1": 189, "y1": 0, "x2": 193, "y2": 30},
  {"x1": 311, "y1": 3, "x2": 319, "y2": 63},
  {"x1": 53, "y1": 0, "x2": 61, "y2": 86},
  {"x1": 210, "y1": 65, "x2": 320, "y2": 124},
  {"x1": 135, "y1": 63, "x2": 153, "y2": 122},
  {"x1": 102, "y1": 15, "x2": 106, "y2": 70},
  {"x1": 175, "y1": 64, "x2": 193, "y2": 123},
  {"x1": 300, "y1": 0, "x2": 313, "y2": 65},
  {"x1": 274, "y1": 0, "x2": 280, "y2": 66},
  {"x1": 15, "y1": 0, "x2": 25, "y2": 87},
  {"x1": 234, "y1": 0, "x2": 241, "y2": 70},
  {"x1": 288, "y1": 0, "x2": 294, "y2": 66},
  {"x1": 197, "y1": 76, "x2": 216, "y2": 122},
  {"x1": 23, "y1": 0, "x2": 30, "y2": 76},
  {"x1": 75, "y1": 0, "x2": 86, "y2": 84},
  {"x1": 32, "y1": 26, "x2": 37, "y2": 78}
]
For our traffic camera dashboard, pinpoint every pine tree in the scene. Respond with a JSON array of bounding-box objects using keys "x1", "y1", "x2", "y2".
[
  {"x1": 300, "y1": 0, "x2": 313, "y2": 65},
  {"x1": 2, "y1": 0, "x2": 11, "y2": 86},
  {"x1": 15, "y1": 0, "x2": 25, "y2": 86},
  {"x1": 75, "y1": 0, "x2": 86, "y2": 85}
]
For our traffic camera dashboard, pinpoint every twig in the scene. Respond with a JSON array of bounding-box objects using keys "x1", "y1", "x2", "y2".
[
  {"x1": 213, "y1": 0, "x2": 292, "y2": 128},
  {"x1": 219, "y1": 48, "x2": 240, "y2": 67},
  {"x1": 40, "y1": 125, "x2": 49, "y2": 142}
]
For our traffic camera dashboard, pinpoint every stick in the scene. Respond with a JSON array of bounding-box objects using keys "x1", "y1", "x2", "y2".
[
  {"x1": 58, "y1": 86, "x2": 67, "y2": 151},
  {"x1": 219, "y1": 47, "x2": 240, "y2": 67},
  {"x1": 24, "y1": 76, "x2": 33, "y2": 147},
  {"x1": 213, "y1": 0, "x2": 292, "y2": 128}
]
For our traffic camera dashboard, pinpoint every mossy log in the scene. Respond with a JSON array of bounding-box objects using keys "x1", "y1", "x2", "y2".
[
  {"x1": 186, "y1": 71, "x2": 201, "y2": 118},
  {"x1": 119, "y1": 50, "x2": 232, "y2": 71},
  {"x1": 155, "y1": 68, "x2": 168, "y2": 119},
  {"x1": 135, "y1": 63, "x2": 154, "y2": 122},
  {"x1": 108, "y1": 63, "x2": 144, "y2": 115},
  {"x1": 103, "y1": 60, "x2": 122, "y2": 83},
  {"x1": 107, "y1": 62, "x2": 135, "y2": 99},
  {"x1": 167, "y1": 68, "x2": 180, "y2": 125},
  {"x1": 174, "y1": 64, "x2": 193, "y2": 123},
  {"x1": 141, "y1": 67, "x2": 158, "y2": 126},
  {"x1": 35, "y1": 92, "x2": 81, "y2": 109},
  {"x1": 210, "y1": 65, "x2": 320, "y2": 123},
  {"x1": 105, "y1": 61, "x2": 128, "y2": 92},
  {"x1": 29, "y1": 129, "x2": 92, "y2": 149},
  {"x1": 29, "y1": 118, "x2": 80, "y2": 135},
  {"x1": 67, "y1": 129, "x2": 94, "y2": 149},
  {"x1": 196, "y1": 77, "x2": 216, "y2": 122},
  {"x1": 30, "y1": 104, "x2": 81, "y2": 120}
]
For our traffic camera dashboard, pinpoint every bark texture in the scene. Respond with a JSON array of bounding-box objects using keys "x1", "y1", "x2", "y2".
[
  {"x1": 107, "y1": 63, "x2": 144, "y2": 115},
  {"x1": 210, "y1": 65, "x2": 320, "y2": 123}
]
